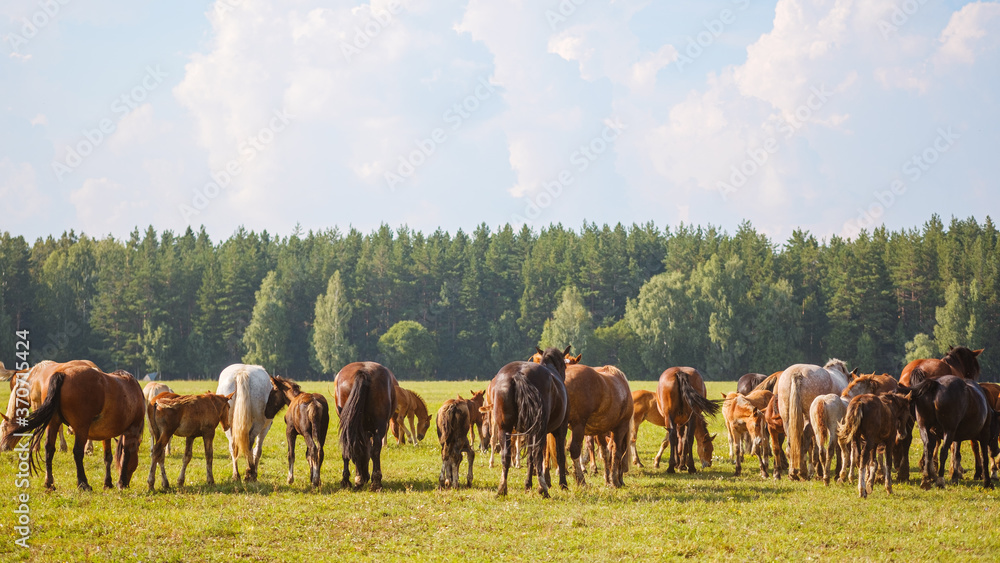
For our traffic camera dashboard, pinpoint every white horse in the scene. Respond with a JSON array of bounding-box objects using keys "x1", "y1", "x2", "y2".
[
  {"x1": 776, "y1": 360, "x2": 853, "y2": 481},
  {"x1": 809, "y1": 393, "x2": 851, "y2": 485},
  {"x1": 217, "y1": 364, "x2": 287, "y2": 482}
]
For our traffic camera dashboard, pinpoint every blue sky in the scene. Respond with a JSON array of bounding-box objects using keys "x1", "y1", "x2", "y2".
[{"x1": 2, "y1": 0, "x2": 998, "y2": 243}]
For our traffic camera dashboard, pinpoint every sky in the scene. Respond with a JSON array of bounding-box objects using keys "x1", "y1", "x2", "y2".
[{"x1": 2, "y1": 0, "x2": 998, "y2": 244}]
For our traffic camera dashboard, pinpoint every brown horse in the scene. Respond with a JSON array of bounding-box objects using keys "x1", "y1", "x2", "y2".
[
  {"x1": 764, "y1": 393, "x2": 790, "y2": 479},
  {"x1": 838, "y1": 392, "x2": 911, "y2": 498},
  {"x1": 907, "y1": 372, "x2": 997, "y2": 490},
  {"x1": 335, "y1": 362, "x2": 397, "y2": 491},
  {"x1": 390, "y1": 386, "x2": 431, "y2": 446},
  {"x1": 1, "y1": 360, "x2": 96, "y2": 454},
  {"x1": 480, "y1": 379, "x2": 525, "y2": 469},
  {"x1": 487, "y1": 346, "x2": 570, "y2": 498},
  {"x1": 465, "y1": 389, "x2": 487, "y2": 451},
  {"x1": 147, "y1": 391, "x2": 233, "y2": 490},
  {"x1": 436, "y1": 399, "x2": 475, "y2": 489},
  {"x1": 0, "y1": 363, "x2": 144, "y2": 491},
  {"x1": 629, "y1": 389, "x2": 664, "y2": 467},
  {"x1": 726, "y1": 391, "x2": 772, "y2": 478},
  {"x1": 655, "y1": 367, "x2": 721, "y2": 473},
  {"x1": 895, "y1": 346, "x2": 983, "y2": 482},
  {"x1": 558, "y1": 362, "x2": 634, "y2": 487},
  {"x1": 277, "y1": 376, "x2": 329, "y2": 488},
  {"x1": 842, "y1": 373, "x2": 897, "y2": 398},
  {"x1": 143, "y1": 381, "x2": 174, "y2": 455},
  {"x1": 737, "y1": 373, "x2": 768, "y2": 396}
]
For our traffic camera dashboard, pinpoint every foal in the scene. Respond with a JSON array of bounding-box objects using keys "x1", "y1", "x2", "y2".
[
  {"x1": 838, "y1": 393, "x2": 910, "y2": 498},
  {"x1": 437, "y1": 399, "x2": 475, "y2": 489},
  {"x1": 148, "y1": 392, "x2": 233, "y2": 490},
  {"x1": 277, "y1": 377, "x2": 329, "y2": 488}
]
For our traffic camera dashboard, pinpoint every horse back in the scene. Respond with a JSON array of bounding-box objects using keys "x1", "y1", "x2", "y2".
[{"x1": 900, "y1": 359, "x2": 957, "y2": 386}]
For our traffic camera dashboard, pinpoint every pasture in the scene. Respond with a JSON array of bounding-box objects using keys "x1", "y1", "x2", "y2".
[{"x1": 1, "y1": 379, "x2": 998, "y2": 561}]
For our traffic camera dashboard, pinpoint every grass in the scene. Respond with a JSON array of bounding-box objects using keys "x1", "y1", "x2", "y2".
[{"x1": 1, "y1": 379, "x2": 998, "y2": 562}]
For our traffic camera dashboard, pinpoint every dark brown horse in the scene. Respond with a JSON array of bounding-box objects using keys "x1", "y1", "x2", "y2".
[
  {"x1": 0, "y1": 363, "x2": 144, "y2": 491},
  {"x1": 907, "y1": 370, "x2": 997, "y2": 490},
  {"x1": 895, "y1": 346, "x2": 983, "y2": 482},
  {"x1": 764, "y1": 393, "x2": 790, "y2": 479},
  {"x1": 277, "y1": 376, "x2": 329, "y2": 488},
  {"x1": 147, "y1": 391, "x2": 233, "y2": 490},
  {"x1": 838, "y1": 392, "x2": 910, "y2": 498},
  {"x1": 655, "y1": 367, "x2": 721, "y2": 474},
  {"x1": 437, "y1": 398, "x2": 475, "y2": 489},
  {"x1": 737, "y1": 373, "x2": 768, "y2": 396},
  {"x1": 334, "y1": 362, "x2": 398, "y2": 491},
  {"x1": 487, "y1": 346, "x2": 570, "y2": 498}
]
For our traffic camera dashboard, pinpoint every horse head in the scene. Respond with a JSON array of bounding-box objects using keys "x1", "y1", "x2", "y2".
[
  {"x1": 943, "y1": 345, "x2": 983, "y2": 380},
  {"x1": 265, "y1": 376, "x2": 298, "y2": 418},
  {"x1": 536, "y1": 346, "x2": 570, "y2": 380},
  {"x1": 218, "y1": 392, "x2": 235, "y2": 431}
]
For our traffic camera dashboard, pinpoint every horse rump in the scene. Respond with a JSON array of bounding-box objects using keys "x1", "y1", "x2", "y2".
[
  {"x1": 676, "y1": 371, "x2": 721, "y2": 417},
  {"x1": 10, "y1": 371, "x2": 67, "y2": 474},
  {"x1": 339, "y1": 368, "x2": 373, "y2": 466},
  {"x1": 510, "y1": 371, "x2": 545, "y2": 460}
]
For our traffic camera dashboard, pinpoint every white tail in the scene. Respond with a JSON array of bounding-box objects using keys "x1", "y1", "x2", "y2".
[
  {"x1": 231, "y1": 368, "x2": 253, "y2": 464},
  {"x1": 787, "y1": 372, "x2": 805, "y2": 476}
]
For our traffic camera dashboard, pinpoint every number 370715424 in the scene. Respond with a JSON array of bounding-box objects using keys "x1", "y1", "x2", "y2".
[{"x1": 15, "y1": 329, "x2": 30, "y2": 371}]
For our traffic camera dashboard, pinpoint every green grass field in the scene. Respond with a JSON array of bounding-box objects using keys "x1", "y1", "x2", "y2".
[{"x1": 1, "y1": 379, "x2": 998, "y2": 562}]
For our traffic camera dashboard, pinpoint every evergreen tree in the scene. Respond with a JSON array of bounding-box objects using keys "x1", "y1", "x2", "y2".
[
  {"x1": 242, "y1": 271, "x2": 289, "y2": 372},
  {"x1": 539, "y1": 285, "x2": 593, "y2": 353},
  {"x1": 312, "y1": 270, "x2": 355, "y2": 375}
]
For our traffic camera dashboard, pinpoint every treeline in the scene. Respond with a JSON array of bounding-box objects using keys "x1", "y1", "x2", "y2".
[{"x1": 0, "y1": 216, "x2": 996, "y2": 381}]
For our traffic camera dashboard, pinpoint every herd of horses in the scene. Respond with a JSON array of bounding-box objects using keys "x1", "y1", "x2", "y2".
[{"x1": 0, "y1": 344, "x2": 997, "y2": 500}]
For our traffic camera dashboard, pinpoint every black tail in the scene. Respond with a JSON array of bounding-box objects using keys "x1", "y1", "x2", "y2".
[
  {"x1": 22, "y1": 372, "x2": 66, "y2": 474},
  {"x1": 908, "y1": 367, "x2": 929, "y2": 387},
  {"x1": 677, "y1": 371, "x2": 721, "y2": 417},
  {"x1": 511, "y1": 371, "x2": 544, "y2": 459},
  {"x1": 339, "y1": 370, "x2": 372, "y2": 466}
]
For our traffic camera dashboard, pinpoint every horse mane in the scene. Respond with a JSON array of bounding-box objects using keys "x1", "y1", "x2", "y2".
[
  {"x1": 943, "y1": 346, "x2": 981, "y2": 379},
  {"x1": 753, "y1": 372, "x2": 780, "y2": 392},
  {"x1": 411, "y1": 391, "x2": 430, "y2": 418},
  {"x1": 271, "y1": 374, "x2": 302, "y2": 396},
  {"x1": 823, "y1": 358, "x2": 848, "y2": 375},
  {"x1": 842, "y1": 373, "x2": 880, "y2": 395},
  {"x1": 906, "y1": 368, "x2": 937, "y2": 398}
]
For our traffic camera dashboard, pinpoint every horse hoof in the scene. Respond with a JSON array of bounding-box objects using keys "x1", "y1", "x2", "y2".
[{"x1": 78, "y1": 483, "x2": 92, "y2": 492}]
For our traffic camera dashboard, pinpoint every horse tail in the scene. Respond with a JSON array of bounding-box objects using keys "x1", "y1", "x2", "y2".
[
  {"x1": 811, "y1": 400, "x2": 828, "y2": 448},
  {"x1": 20, "y1": 372, "x2": 66, "y2": 474},
  {"x1": 787, "y1": 372, "x2": 805, "y2": 474},
  {"x1": 676, "y1": 371, "x2": 721, "y2": 417},
  {"x1": 230, "y1": 369, "x2": 253, "y2": 463},
  {"x1": 315, "y1": 398, "x2": 330, "y2": 448},
  {"x1": 511, "y1": 371, "x2": 544, "y2": 458},
  {"x1": 908, "y1": 367, "x2": 929, "y2": 388},
  {"x1": 838, "y1": 400, "x2": 862, "y2": 450},
  {"x1": 339, "y1": 370, "x2": 372, "y2": 465}
]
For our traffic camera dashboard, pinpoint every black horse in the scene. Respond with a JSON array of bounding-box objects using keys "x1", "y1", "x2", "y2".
[
  {"x1": 487, "y1": 346, "x2": 570, "y2": 498},
  {"x1": 736, "y1": 373, "x2": 768, "y2": 395}
]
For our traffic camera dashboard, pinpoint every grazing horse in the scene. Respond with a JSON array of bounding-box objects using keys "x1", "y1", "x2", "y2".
[
  {"x1": 655, "y1": 367, "x2": 722, "y2": 474},
  {"x1": 0, "y1": 363, "x2": 144, "y2": 491},
  {"x1": 775, "y1": 360, "x2": 853, "y2": 480},
  {"x1": 907, "y1": 371, "x2": 997, "y2": 490},
  {"x1": 896, "y1": 346, "x2": 983, "y2": 482},
  {"x1": 390, "y1": 386, "x2": 431, "y2": 446},
  {"x1": 677, "y1": 412, "x2": 716, "y2": 472},
  {"x1": 216, "y1": 364, "x2": 292, "y2": 483},
  {"x1": 143, "y1": 381, "x2": 174, "y2": 455},
  {"x1": 842, "y1": 373, "x2": 897, "y2": 399},
  {"x1": 488, "y1": 346, "x2": 570, "y2": 498},
  {"x1": 559, "y1": 362, "x2": 634, "y2": 487},
  {"x1": 629, "y1": 390, "x2": 714, "y2": 470},
  {"x1": 725, "y1": 391, "x2": 773, "y2": 478},
  {"x1": 436, "y1": 399, "x2": 475, "y2": 489},
  {"x1": 335, "y1": 362, "x2": 397, "y2": 491},
  {"x1": 737, "y1": 373, "x2": 768, "y2": 396},
  {"x1": 147, "y1": 391, "x2": 233, "y2": 490},
  {"x1": 838, "y1": 393, "x2": 910, "y2": 498},
  {"x1": 809, "y1": 393, "x2": 850, "y2": 485},
  {"x1": 1, "y1": 360, "x2": 95, "y2": 453},
  {"x1": 277, "y1": 377, "x2": 329, "y2": 488}
]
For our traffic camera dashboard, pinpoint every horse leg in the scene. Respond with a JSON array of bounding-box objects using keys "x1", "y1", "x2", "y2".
[
  {"x1": 72, "y1": 427, "x2": 93, "y2": 491},
  {"x1": 936, "y1": 434, "x2": 953, "y2": 489},
  {"x1": 979, "y1": 435, "x2": 993, "y2": 489},
  {"x1": 498, "y1": 432, "x2": 511, "y2": 497},
  {"x1": 631, "y1": 426, "x2": 644, "y2": 467},
  {"x1": 101, "y1": 439, "x2": 114, "y2": 489},
  {"x1": 536, "y1": 434, "x2": 551, "y2": 498},
  {"x1": 896, "y1": 417, "x2": 913, "y2": 482},
  {"x1": 972, "y1": 440, "x2": 983, "y2": 481},
  {"x1": 286, "y1": 426, "x2": 297, "y2": 485},
  {"x1": 568, "y1": 424, "x2": 586, "y2": 486},
  {"x1": 858, "y1": 444, "x2": 869, "y2": 499},
  {"x1": 58, "y1": 425, "x2": 67, "y2": 452},
  {"x1": 654, "y1": 429, "x2": 669, "y2": 469},
  {"x1": 734, "y1": 430, "x2": 743, "y2": 477},
  {"x1": 918, "y1": 425, "x2": 935, "y2": 490},
  {"x1": 464, "y1": 445, "x2": 475, "y2": 487},
  {"x1": 407, "y1": 415, "x2": 418, "y2": 446},
  {"x1": 682, "y1": 421, "x2": 697, "y2": 474},
  {"x1": 370, "y1": 422, "x2": 385, "y2": 491},
  {"x1": 341, "y1": 455, "x2": 352, "y2": 489},
  {"x1": 664, "y1": 427, "x2": 678, "y2": 473},
  {"x1": 178, "y1": 436, "x2": 195, "y2": 487},
  {"x1": 204, "y1": 434, "x2": 216, "y2": 486},
  {"x1": 301, "y1": 430, "x2": 320, "y2": 488},
  {"x1": 950, "y1": 441, "x2": 963, "y2": 481},
  {"x1": 42, "y1": 420, "x2": 59, "y2": 490},
  {"x1": 884, "y1": 443, "x2": 893, "y2": 495}
]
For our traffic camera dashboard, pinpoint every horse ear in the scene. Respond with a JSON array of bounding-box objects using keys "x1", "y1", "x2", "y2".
[
  {"x1": 535, "y1": 346, "x2": 544, "y2": 355},
  {"x1": 721, "y1": 392, "x2": 727, "y2": 399},
  {"x1": 573, "y1": 354, "x2": 582, "y2": 363},
  {"x1": 563, "y1": 345, "x2": 573, "y2": 356},
  {"x1": 974, "y1": 348, "x2": 985, "y2": 356},
  {"x1": 0, "y1": 412, "x2": 8, "y2": 422},
  {"x1": 948, "y1": 345, "x2": 954, "y2": 352},
  {"x1": 224, "y1": 391, "x2": 235, "y2": 400},
  {"x1": 850, "y1": 367, "x2": 859, "y2": 376},
  {"x1": 708, "y1": 433, "x2": 717, "y2": 442}
]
